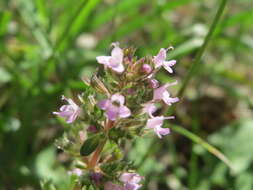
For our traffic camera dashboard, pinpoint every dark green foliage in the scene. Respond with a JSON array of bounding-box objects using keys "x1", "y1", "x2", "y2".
[{"x1": 80, "y1": 135, "x2": 102, "y2": 156}]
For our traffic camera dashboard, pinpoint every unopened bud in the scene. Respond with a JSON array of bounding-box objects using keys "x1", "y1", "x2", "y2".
[
  {"x1": 141, "y1": 64, "x2": 152, "y2": 74},
  {"x1": 90, "y1": 75, "x2": 110, "y2": 96},
  {"x1": 126, "y1": 88, "x2": 136, "y2": 95},
  {"x1": 87, "y1": 125, "x2": 98, "y2": 133},
  {"x1": 90, "y1": 172, "x2": 103, "y2": 185},
  {"x1": 149, "y1": 79, "x2": 159, "y2": 88}
]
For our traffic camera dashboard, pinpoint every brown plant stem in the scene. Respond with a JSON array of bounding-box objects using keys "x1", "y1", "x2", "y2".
[
  {"x1": 88, "y1": 140, "x2": 106, "y2": 169},
  {"x1": 88, "y1": 120, "x2": 114, "y2": 169}
]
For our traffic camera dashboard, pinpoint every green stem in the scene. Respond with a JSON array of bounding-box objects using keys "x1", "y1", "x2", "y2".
[
  {"x1": 171, "y1": 125, "x2": 233, "y2": 169},
  {"x1": 188, "y1": 117, "x2": 200, "y2": 190},
  {"x1": 177, "y1": 0, "x2": 228, "y2": 98}
]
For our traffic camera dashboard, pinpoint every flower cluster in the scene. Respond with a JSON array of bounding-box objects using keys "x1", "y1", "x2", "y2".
[{"x1": 53, "y1": 43, "x2": 178, "y2": 189}]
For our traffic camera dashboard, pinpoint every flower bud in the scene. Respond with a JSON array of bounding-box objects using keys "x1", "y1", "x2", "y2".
[
  {"x1": 149, "y1": 79, "x2": 159, "y2": 88},
  {"x1": 90, "y1": 172, "x2": 103, "y2": 185},
  {"x1": 90, "y1": 75, "x2": 110, "y2": 96},
  {"x1": 87, "y1": 125, "x2": 98, "y2": 133},
  {"x1": 141, "y1": 64, "x2": 152, "y2": 74}
]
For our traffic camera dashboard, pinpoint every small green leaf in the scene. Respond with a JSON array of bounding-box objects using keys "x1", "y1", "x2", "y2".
[{"x1": 80, "y1": 135, "x2": 101, "y2": 156}]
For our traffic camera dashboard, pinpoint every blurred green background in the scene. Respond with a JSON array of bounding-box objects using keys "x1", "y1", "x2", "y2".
[{"x1": 1, "y1": 0, "x2": 253, "y2": 189}]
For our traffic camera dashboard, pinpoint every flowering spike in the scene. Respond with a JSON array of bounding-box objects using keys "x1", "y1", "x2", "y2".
[{"x1": 53, "y1": 43, "x2": 180, "y2": 189}]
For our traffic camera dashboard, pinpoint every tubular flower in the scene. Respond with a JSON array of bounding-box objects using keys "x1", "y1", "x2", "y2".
[
  {"x1": 143, "y1": 103, "x2": 157, "y2": 117},
  {"x1": 120, "y1": 172, "x2": 144, "y2": 190},
  {"x1": 53, "y1": 96, "x2": 80, "y2": 123},
  {"x1": 146, "y1": 116, "x2": 174, "y2": 138},
  {"x1": 98, "y1": 93, "x2": 131, "y2": 121},
  {"x1": 153, "y1": 81, "x2": 179, "y2": 106},
  {"x1": 153, "y1": 48, "x2": 176, "y2": 73},
  {"x1": 96, "y1": 42, "x2": 124, "y2": 73}
]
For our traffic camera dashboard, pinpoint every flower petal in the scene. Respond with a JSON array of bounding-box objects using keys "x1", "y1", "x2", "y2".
[
  {"x1": 119, "y1": 106, "x2": 131, "y2": 118},
  {"x1": 97, "y1": 99, "x2": 109, "y2": 110},
  {"x1": 111, "y1": 94, "x2": 125, "y2": 105},
  {"x1": 106, "y1": 105, "x2": 119, "y2": 121},
  {"x1": 162, "y1": 91, "x2": 179, "y2": 105},
  {"x1": 153, "y1": 85, "x2": 167, "y2": 100},
  {"x1": 154, "y1": 126, "x2": 170, "y2": 138},
  {"x1": 109, "y1": 61, "x2": 125, "y2": 73},
  {"x1": 111, "y1": 46, "x2": 123, "y2": 64},
  {"x1": 146, "y1": 116, "x2": 164, "y2": 129},
  {"x1": 96, "y1": 56, "x2": 111, "y2": 65},
  {"x1": 143, "y1": 103, "x2": 157, "y2": 117},
  {"x1": 153, "y1": 48, "x2": 166, "y2": 68},
  {"x1": 163, "y1": 60, "x2": 176, "y2": 73},
  {"x1": 164, "y1": 60, "x2": 176, "y2": 67}
]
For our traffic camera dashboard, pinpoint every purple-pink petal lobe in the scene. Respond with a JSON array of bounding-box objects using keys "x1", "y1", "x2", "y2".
[
  {"x1": 153, "y1": 82, "x2": 179, "y2": 106},
  {"x1": 149, "y1": 79, "x2": 159, "y2": 89},
  {"x1": 120, "y1": 172, "x2": 144, "y2": 190},
  {"x1": 96, "y1": 42, "x2": 125, "y2": 73},
  {"x1": 153, "y1": 48, "x2": 176, "y2": 73},
  {"x1": 143, "y1": 103, "x2": 157, "y2": 117},
  {"x1": 98, "y1": 93, "x2": 131, "y2": 121},
  {"x1": 146, "y1": 116, "x2": 174, "y2": 138},
  {"x1": 53, "y1": 96, "x2": 80, "y2": 123}
]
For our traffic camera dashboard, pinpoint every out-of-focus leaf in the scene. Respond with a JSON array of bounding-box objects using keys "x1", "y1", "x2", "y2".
[
  {"x1": 209, "y1": 119, "x2": 253, "y2": 174},
  {"x1": 235, "y1": 172, "x2": 253, "y2": 190},
  {"x1": 128, "y1": 137, "x2": 164, "y2": 174},
  {"x1": 171, "y1": 125, "x2": 233, "y2": 169},
  {"x1": 169, "y1": 38, "x2": 204, "y2": 59},
  {"x1": 0, "y1": 67, "x2": 12, "y2": 85},
  {"x1": 0, "y1": 11, "x2": 12, "y2": 36},
  {"x1": 35, "y1": 146, "x2": 70, "y2": 189}
]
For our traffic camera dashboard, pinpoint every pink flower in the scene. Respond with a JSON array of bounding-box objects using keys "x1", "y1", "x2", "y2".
[
  {"x1": 149, "y1": 79, "x2": 159, "y2": 89},
  {"x1": 87, "y1": 125, "x2": 98, "y2": 133},
  {"x1": 53, "y1": 96, "x2": 81, "y2": 123},
  {"x1": 146, "y1": 116, "x2": 174, "y2": 138},
  {"x1": 143, "y1": 103, "x2": 157, "y2": 117},
  {"x1": 98, "y1": 93, "x2": 131, "y2": 121},
  {"x1": 104, "y1": 182, "x2": 124, "y2": 190},
  {"x1": 141, "y1": 64, "x2": 152, "y2": 74},
  {"x1": 153, "y1": 81, "x2": 179, "y2": 106},
  {"x1": 153, "y1": 48, "x2": 176, "y2": 73},
  {"x1": 96, "y1": 42, "x2": 124, "y2": 73},
  {"x1": 120, "y1": 172, "x2": 143, "y2": 190}
]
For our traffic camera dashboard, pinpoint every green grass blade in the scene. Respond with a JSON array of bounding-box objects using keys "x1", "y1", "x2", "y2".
[
  {"x1": 17, "y1": 0, "x2": 53, "y2": 57},
  {"x1": 171, "y1": 125, "x2": 233, "y2": 169},
  {"x1": 177, "y1": 0, "x2": 228, "y2": 98},
  {"x1": 55, "y1": 0, "x2": 101, "y2": 52}
]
